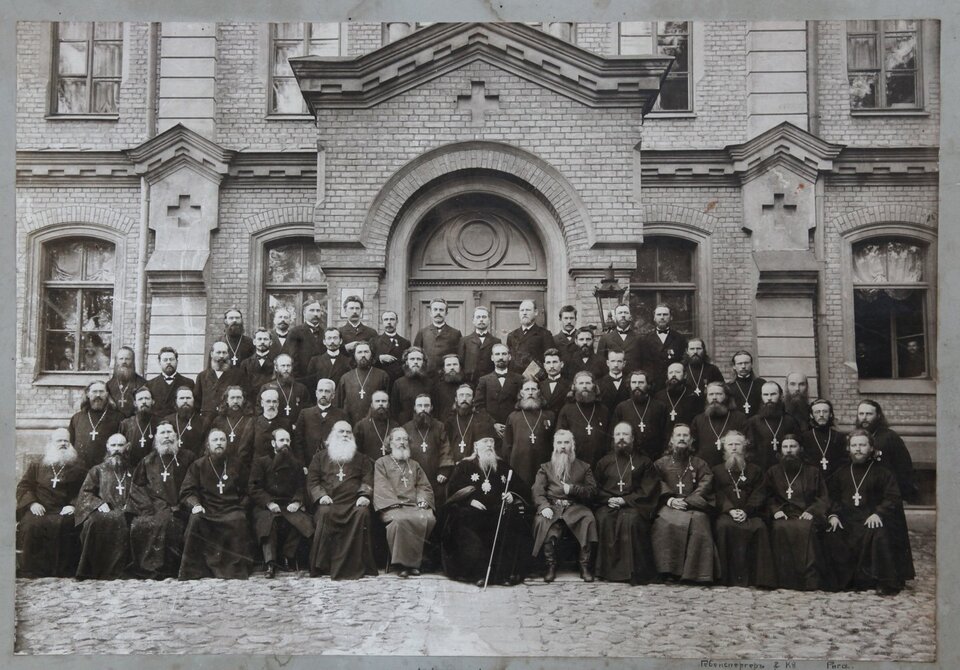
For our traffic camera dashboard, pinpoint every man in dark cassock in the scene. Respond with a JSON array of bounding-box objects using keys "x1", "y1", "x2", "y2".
[
  {"x1": 126, "y1": 421, "x2": 195, "y2": 579},
  {"x1": 390, "y1": 347, "x2": 433, "y2": 425},
  {"x1": 539, "y1": 349, "x2": 571, "y2": 414},
  {"x1": 552, "y1": 305, "x2": 580, "y2": 375},
  {"x1": 506, "y1": 299, "x2": 555, "y2": 376},
  {"x1": 475, "y1": 343, "x2": 524, "y2": 433},
  {"x1": 597, "y1": 350, "x2": 631, "y2": 416},
  {"x1": 651, "y1": 423, "x2": 718, "y2": 583},
  {"x1": 784, "y1": 372, "x2": 811, "y2": 433},
  {"x1": 654, "y1": 363, "x2": 702, "y2": 432},
  {"x1": 432, "y1": 353, "x2": 465, "y2": 421},
  {"x1": 800, "y1": 398, "x2": 848, "y2": 478},
  {"x1": 729, "y1": 350, "x2": 766, "y2": 418},
  {"x1": 445, "y1": 385, "x2": 497, "y2": 464},
  {"x1": 145, "y1": 346, "x2": 195, "y2": 418},
  {"x1": 208, "y1": 386, "x2": 254, "y2": 462},
  {"x1": 641, "y1": 305, "x2": 686, "y2": 392},
  {"x1": 250, "y1": 428, "x2": 314, "y2": 577},
  {"x1": 371, "y1": 310, "x2": 410, "y2": 385},
  {"x1": 612, "y1": 370, "x2": 670, "y2": 462},
  {"x1": 711, "y1": 431, "x2": 776, "y2": 588},
  {"x1": 593, "y1": 422, "x2": 659, "y2": 585},
  {"x1": 402, "y1": 394, "x2": 454, "y2": 506},
  {"x1": 163, "y1": 386, "x2": 209, "y2": 458},
  {"x1": 597, "y1": 304, "x2": 648, "y2": 376},
  {"x1": 178, "y1": 429, "x2": 254, "y2": 580},
  {"x1": 269, "y1": 306, "x2": 293, "y2": 357},
  {"x1": 260, "y1": 353, "x2": 312, "y2": 426},
  {"x1": 249, "y1": 388, "x2": 294, "y2": 464},
  {"x1": 16, "y1": 428, "x2": 86, "y2": 577},
  {"x1": 690, "y1": 381, "x2": 749, "y2": 468},
  {"x1": 120, "y1": 386, "x2": 160, "y2": 468},
  {"x1": 857, "y1": 399, "x2": 918, "y2": 503},
  {"x1": 285, "y1": 300, "x2": 326, "y2": 385},
  {"x1": 355, "y1": 391, "x2": 398, "y2": 461},
  {"x1": 194, "y1": 341, "x2": 249, "y2": 417},
  {"x1": 458, "y1": 306, "x2": 501, "y2": 385},
  {"x1": 306, "y1": 422, "x2": 378, "y2": 580},
  {"x1": 374, "y1": 428, "x2": 437, "y2": 578},
  {"x1": 337, "y1": 342, "x2": 390, "y2": 425},
  {"x1": 307, "y1": 327, "x2": 352, "y2": 392},
  {"x1": 746, "y1": 381, "x2": 800, "y2": 471},
  {"x1": 556, "y1": 371, "x2": 609, "y2": 468},
  {"x1": 531, "y1": 429, "x2": 598, "y2": 582},
  {"x1": 222, "y1": 308, "x2": 256, "y2": 367},
  {"x1": 567, "y1": 327, "x2": 608, "y2": 382},
  {"x1": 502, "y1": 379, "x2": 554, "y2": 499},
  {"x1": 75, "y1": 433, "x2": 134, "y2": 579},
  {"x1": 763, "y1": 434, "x2": 831, "y2": 591},
  {"x1": 295, "y1": 378, "x2": 348, "y2": 466},
  {"x1": 414, "y1": 298, "x2": 463, "y2": 376},
  {"x1": 825, "y1": 430, "x2": 914, "y2": 594},
  {"x1": 339, "y1": 295, "x2": 379, "y2": 354},
  {"x1": 105, "y1": 346, "x2": 147, "y2": 418},
  {"x1": 682, "y1": 338, "x2": 724, "y2": 408},
  {"x1": 239, "y1": 328, "x2": 276, "y2": 400},
  {"x1": 442, "y1": 437, "x2": 530, "y2": 586},
  {"x1": 69, "y1": 380, "x2": 124, "y2": 469}
]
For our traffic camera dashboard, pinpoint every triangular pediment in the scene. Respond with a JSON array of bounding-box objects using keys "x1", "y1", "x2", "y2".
[
  {"x1": 290, "y1": 22, "x2": 672, "y2": 113},
  {"x1": 726, "y1": 122, "x2": 845, "y2": 183},
  {"x1": 125, "y1": 123, "x2": 234, "y2": 184}
]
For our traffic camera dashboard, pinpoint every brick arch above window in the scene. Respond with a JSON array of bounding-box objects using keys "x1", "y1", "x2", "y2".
[
  {"x1": 242, "y1": 205, "x2": 316, "y2": 235},
  {"x1": 642, "y1": 204, "x2": 719, "y2": 236},
  {"x1": 830, "y1": 204, "x2": 937, "y2": 236},
  {"x1": 22, "y1": 206, "x2": 137, "y2": 235}
]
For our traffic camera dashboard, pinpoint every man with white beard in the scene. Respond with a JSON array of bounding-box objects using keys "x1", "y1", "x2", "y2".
[
  {"x1": 119, "y1": 386, "x2": 160, "y2": 468},
  {"x1": 105, "y1": 346, "x2": 147, "y2": 418},
  {"x1": 531, "y1": 429, "x2": 598, "y2": 583},
  {"x1": 374, "y1": 428, "x2": 436, "y2": 578},
  {"x1": 126, "y1": 421, "x2": 196, "y2": 579},
  {"x1": 68, "y1": 380, "x2": 124, "y2": 469},
  {"x1": 502, "y1": 379, "x2": 554, "y2": 500},
  {"x1": 75, "y1": 433, "x2": 134, "y2": 579},
  {"x1": 306, "y1": 421, "x2": 377, "y2": 580},
  {"x1": 689, "y1": 381, "x2": 749, "y2": 468},
  {"x1": 711, "y1": 431, "x2": 776, "y2": 588},
  {"x1": 16, "y1": 428, "x2": 86, "y2": 577}
]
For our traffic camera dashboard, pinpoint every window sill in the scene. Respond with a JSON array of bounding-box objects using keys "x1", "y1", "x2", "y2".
[
  {"x1": 644, "y1": 111, "x2": 696, "y2": 119},
  {"x1": 34, "y1": 372, "x2": 108, "y2": 388},
  {"x1": 857, "y1": 378, "x2": 936, "y2": 395},
  {"x1": 850, "y1": 109, "x2": 930, "y2": 118},
  {"x1": 44, "y1": 114, "x2": 120, "y2": 122},
  {"x1": 265, "y1": 114, "x2": 315, "y2": 121}
]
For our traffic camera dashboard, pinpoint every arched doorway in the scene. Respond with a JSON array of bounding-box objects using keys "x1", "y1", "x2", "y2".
[{"x1": 408, "y1": 193, "x2": 548, "y2": 340}]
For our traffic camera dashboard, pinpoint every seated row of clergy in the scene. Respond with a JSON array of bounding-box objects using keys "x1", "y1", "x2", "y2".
[{"x1": 16, "y1": 414, "x2": 914, "y2": 595}]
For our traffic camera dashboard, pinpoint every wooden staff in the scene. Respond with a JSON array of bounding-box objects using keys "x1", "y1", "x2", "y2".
[{"x1": 482, "y1": 469, "x2": 513, "y2": 590}]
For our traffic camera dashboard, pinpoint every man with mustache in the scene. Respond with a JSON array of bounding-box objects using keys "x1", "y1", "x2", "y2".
[
  {"x1": 251, "y1": 427, "x2": 314, "y2": 578},
  {"x1": 745, "y1": 381, "x2": 801, "y2": 471},
  {"x1": 682, "y1": 338, "x2": 724, "y2": 407},
  {"x1": 597, "y1": 350, "x2": 631, "y2": 416},
  {"x1": 355, "y1": 391, "x2": 399, "y2": 461},
  {"x1": 502, "y1": 379, "x2": 554, "y2": 500},
  {"x1": 763, "y1": 434, "x2": 831, "y2": 591},
  {"x1": 432, "y1": 353, "x2": 464, "y2": 421},
  {"x1": 556, "y1": 371, "x2": 609, "y2": 469},
  {"x1": 799, "y1": 398, "x2": 848, "y2": 478},
  {"x1": 413, "y1": 297, "x2": 463, "y2": 377},
  {"x1": 538, "y1": 348, "x2": 571, "y2": 414},
  {"x1": 144, "y1": 346, "x2": 195, "y2": 418},
  {"x1": 126, "y1": 421, "x2": 196, "y2": 579},
  {"x1": 162, "y1": 386, "x2": 209, "y2": 459},
  {"x1": 285, "y1": 299, "x2": 327, "y2": 385},
  {"x1": 651, "y1": 423, "x2": 718, "y2": 583},
  {"x1": 640, "y1": 304, "x2": 687, "y2": 392},
  {"x1": 239, "y1": 328, "x2": 277, "y2": 400},
  {"x1": 337, "y1": 341, "x2": 390, "y2": 425},
  {"x1": 441, "y1": 436, "x2": 530, "y2": 587},
  {"x1": 597, "y1": 303, "x2": 648, "y2": 378},
  {"x1": 475, "y1": 343, "x2": 524, "y2": 436},
  {"x1": 711, "y1": 431, "x2": 776, "y2": 588},
  {"x1": 690, "y1": 381, "x2": 749, "y2": 468},
  {"x1": 857, "y1": 399, "x2": 918, "y2": 503},
  {"x1": 68, "y1": 380, "x2": 124, "y2": 469},
  {"x1": 444, "y1": 384, "x2": 496, "y2": 464},
  {"x1": 105, "y1": 346, "x2": 147, "y2": 418},
  {"x1": 551, "y1": 304, "x2": 580, "y2": 375},
  {"x1": 260, "y1": 353, "x2": 312, "y2": 427},
  {"x1": 506, "y1": 299, "x2": 556, "y2": 376},
  {"x1": 654, "y1": 362, "x2": 702, "y2": 433},
  {"x1": 306, "y1": 327, "x2": 352, "y2": 393},
  {"x1": 178, "y1": 429, "x2": 254, "y2": 580},
  {"x1": 729, "y1": 350, "x2": 766, "y2": 418},
  {"x1": 370, "y1": 310, "x2": 410, "y2": 385},
  {"x1": 222, "y1": 308, "x2": 255, "y2": 367},
  {"x1": 373, "y1": 428, "x2": 436, "y2": 578},
  {"x1": 390, "y1": 347, "x2": 434, "y2": 425},
  {"x1": 16, "y1": 428, "x2": 86, "y2": 577},
  {"x1": 824, "y1": 430, "x2": 915, "y2": 595},
  {"x1": 294, "y1": 378, "x2": 348, "y2": 467},
  {"x1": 566, "y1": 326, "x2": 607, "y2": 382},
  {"x1": 75, "y1": 433, "x2": 134, "y2": 579},
  {"x1": 119, "y1": 386, "x2": 160, "y2": 468},
  {"x1": 458, "y1": 306, "x2": 501, "y2": 385},
  {"x1": 784, "y1": 372, "x2": 812, "y2": 433},
  {"x1": 194, "y1": 341, "x2": 249, "y2": 417},
  {"x1": 338, "y1": 295, "x2": 378, "y2": 355},
  {"x1": 268, "y1": 306, "x2": 294, "y2": 357},
  {"x1": 402, "y1": 394, "x2": 454, "y2": 509},
  {"x1": 612, "y1": 369, "x2": 670, "y2": 462},
  {"x1": 593, "y1": 422, "x2": 659, "y2": 585}
]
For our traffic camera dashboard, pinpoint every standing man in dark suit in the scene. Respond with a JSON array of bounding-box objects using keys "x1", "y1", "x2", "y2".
[
  {"x1": 567, "y1": 327, "x2": 608, "y2": 381},
  {"x1": 268, "y1": 307, "x2": 294, "y2": 358},
  {"x1": 371, "y1": 310, "x2": 410, "y2": 386},
  {"x1": 640, "y1": 304, "x2": 686, "y2": 391},
  {"x1": 539, "y1": 348, "x2": 571, "y2": 414},
  {"x1": 475, "y1": 343, "x2": 523, "y2": 439},
  {"x1": 506, "y1": 299, "x2": 555, "y2": 377},
  {"x1": 597, "y1": 304, "x2": 648, "y2": 377},
  {"x1": 306, "y1": 327, "x2": 352, "y2": 391},
  {"x1": 339, "y1": 295, "x2": 378, "y2": 355},
  {"x1": 145, "y1": 346, "x2": 195, "y2": 418},
  {"x1": 285, "y1": 299, "x2": 326, "y2": 386},
  {"x1": 414, "y1": 298, "x2": 462, "y2": 377},
  {"x1": 552, "y1": 305, "x2": 580, "y2": 376},
  {"x1": 458, "y1": 306, "x2": 500, "y2": 386},
  {"x1": 294, "y1": 378, "x2": 349, "y2": 466},
  {"x1": 239, "y1": 328, "x2": 276, "y2": 401}
]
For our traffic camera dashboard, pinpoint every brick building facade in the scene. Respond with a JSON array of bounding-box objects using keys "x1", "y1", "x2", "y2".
[{"x1": 15, "y1": 21, "x2": 939, "y2": 502}]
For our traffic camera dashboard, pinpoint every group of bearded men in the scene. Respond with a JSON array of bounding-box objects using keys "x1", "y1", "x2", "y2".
[{"x1": 16, "y1": 295, "x2": 916, "y2": 594}]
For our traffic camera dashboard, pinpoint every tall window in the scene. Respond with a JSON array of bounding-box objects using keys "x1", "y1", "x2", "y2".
[
  {"x1": 51, "y1": 22, "x2": 122, "y2": 115},
  {"x1": 630, "y1": 237, "x2": 697, "y2": 336},
  {"x1": 618, "y1": 21, "x2": 691, "y2": 111},
  {"x1": 853, "y1": 237, "x2": 930, "y2": 379},
  {"x1": 264, "y1": 238, "x2": 328, "y2": 328},
  {"x1": 270, "y1": 23, "x2": 342, "y2": 114},
  {"x1": 41, "y1": 238, "x2": 115, "y2": 372},
  {"x1": 846, "y1": 20, "x2": 921, "y2": 110}
]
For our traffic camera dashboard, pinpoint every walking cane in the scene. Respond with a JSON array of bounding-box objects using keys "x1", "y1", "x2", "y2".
[{"x1": 482, "y1": 469, "x2": 513, "y2": 590}]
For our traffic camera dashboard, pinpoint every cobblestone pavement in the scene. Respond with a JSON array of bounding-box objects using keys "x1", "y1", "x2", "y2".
[{"x1": 15, "y1": 530, "x2": 935, "y2": 661}]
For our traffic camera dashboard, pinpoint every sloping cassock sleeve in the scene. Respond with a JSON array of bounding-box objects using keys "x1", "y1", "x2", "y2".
[
  {"x1": 620, "y1": 457, "x2": 660, "y2": 520},
  {"x1": 742, "y1": 465, "x2": 768, "y2": 516},
  {"x1": 413, "y1": 461, "x2": 436, "y2": 509},
  {"x1": 179, "y1": 459, "x2": 205, "y2": 511},
  {"x1": 16, "y1": 462, "x2": 43, "y2": 514},
  {"x1": 126, "y1": 457, "x2": 160, "y2": 516},
  {"x1": 804, "y1": 467, "x2": 830, "y2": 519},
  {"x1": 248, "y1": 456, "x2": 273, "y2": 509},
  {"x1": 75, "y1": 466, "x2": 106, "y2": 526},
  {"x1": 306, "y1": 450, "x2": 330, "y2": 505},
  {"x1": 876, "y1": 429, "x2": 918, "y2": 503},
  {"x1": 684, "y1": 459, "x2": 714, "y2": 511}
]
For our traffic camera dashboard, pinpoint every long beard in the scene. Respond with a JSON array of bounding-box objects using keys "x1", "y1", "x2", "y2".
[
  {"x1": 43, "y1": 445, "x2": 79, "y2": 467},
  {"x1": 670, "y1": 444, "x2": 691, "y2": 461},
  {"x1": 442, "y1": 371, "x2": 463, "y2": 384},
  {"x1": 106, "y1": 452, "x2": 129, "y2": 469},
  {"x1": 860, "y1": 417, "x2": 880, "y2": 432},
  {"x1": 136, "y1": 407, "x2": 153, "y2": 421},
  {"x1": 327, "y1": 436, "x2": 357, "y2": 463},
  {"x1": 176, "y1": 406, "x2": 195, "y2": 421},
  {"x1": 156, "y1": 441, "x2": 179, "y2": 458},
  {"x1": 356, "y1": 358, "x2": 372, "y2": 371},
  {"x1": 781, "y1": 454, "x2": 802, "y2": 472},
  {"x1": 784, "y1": 394, "x2": 808, "y2": 417},
  {"x1": 519, "y1": 397, "x2": 542, "y2": 411},
  {"x1": 456, "y1": 403, "x2": 474, "y2": 417},
  {"x1": 477, "y1": 450, "x2": 498, "y2": 473},
  {"x1": 276, "y1": 372, "x2": 293, "y2": 385},
  {"x1": 391, "y1": 446, "x2": 411, "y2": 462},
  {"x1": 666, "y1": 378, "x2": 683, "y2": 394},
  {"x1": 705, "y1": 402, "x2": 728, "y2": 418},
  {"x1": 759, "y1": 402, "x2": 783, "y2": 419},
  {"x1": 574, "y1": 389, "x2": 596, "y2": 404},
  {"x1": 683, "y1": 354, "x2": 702, "y2": 367},
  {"x1": 115, "y1": 365, "x2": 134, "y2": 383},
  {"x1": 614, "y1": 442, "x2": 632, "y2": 457},
  {"x1": 415, "y1": 412, "x2": 432, "y2": 430},
  {"x1": 631, "y1": 389, "x2": 648, "y2": 403},
  {"x1": 371, "y1": 406, "x2": 390, "y2": 421},
  {"x1": 724, "y1": 453, "x2": 746, "y2": 471},
  {"x1": 403, "y1": 366, "x2": 425, "y2": 380},
  {"x1": 227, "y1": 323, "x2": 244, "y2": 338},
  {"x1": 551, "y1": 452, "x2": 572, "y2": 480}
]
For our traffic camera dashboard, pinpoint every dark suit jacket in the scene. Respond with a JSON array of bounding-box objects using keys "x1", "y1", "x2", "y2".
[
  {"x1": 240, "y1": 353, "x2": 275, "y2": 402},
  {"x1": 283, "y1": 323, "x2": 325, "y2": 383},
  {"x1": 642, "y1": 329, "x2": 687, "y2": 389},
  {"x1": 597, "y1": 375, "x2": 631, "y2": 415},
  {"x1": 370, "y1": 332, "x2": 411, "y2": 383},
  {"x1": 294, "y1": 405, "x2": 349, "y2": 465},
  {"x1": 458, "y1": 331, "x2": 501, "y2": 385},
  {"x1": 597, "y1": 327, "x2": 649, "y2": 374},
  {"x1": 506, "y1": 324, "x2": 555, "y2": 375},
  {"x1": 306, "y1": 351, "x2": 352, "y2": 390},
  {"x1": 539, "y1": 377, "x2": 572, "y2": 414},
  {"x1": 339, "y1": 322, "x2": 379, "y2": 349},
  {"x1": 414, "y1": 323, "x2": 463, "y2": 374},
  {"x1": 145, "y1": 373, "x2": 195, "y2": 418},
  {"x1": 552, "y1": 329, "x2": 579, "y2": 375},
  {"x1": 475, "y1": 371, "x2": 524, "y2": 424},
  {"x1": 194, "y1": 367, "x2": 248, "y2": 417},
  {"x1": 566, "y1": 353, "x2": 608, "y2": 381},
  {"x1": 268, "y1": 330, "x2": 290, "y2": 358}
]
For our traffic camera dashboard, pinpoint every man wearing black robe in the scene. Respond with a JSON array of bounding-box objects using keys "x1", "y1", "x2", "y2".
[
  {"x1": 355, "y1": 391, "x2": 398, "y2": 461},
  {"x1": 370, "y1": 310, "x2": 410, "y2": 385},
  {"x1": 178, "y1": 429, "x2": 254, "y2": 580},
  {"x1": 402, "y1": 394, "x2": 454, "y2": 509},
  {"x1": 444, "y1": 385, "x2": 497, "y2": 464},
  {"x1": 506, "y1": 299, "x2": 555, "y2": 376},
  {"x1": 144, "y1": 346, "x2": 195, "y2": 418},
  {"x1": 690, "y1": 382, "x2": 749, "y2": 468},
  {"x1": 556, "y1": 371, "x2": 609, "y2": 468},
  {"x1": 239, "y1": 328, "x2": 276, "y2": 402},
  {"x1": 612, "y1": 370, "x2": 670, "y2": 462},
  {"x1": 261, "y1": 353, "x2": 312, "y2": 427},
  {"x1": 16, "y1": 428, "x2": 86, "y2": 577},
  {"x1": 502, "y1": 380, "x2": 554, "y2": 500},
  {"x1": 162, "y1": 387, "x2": 210, "y2": 459},
  {"x1": 208, "y1": 386, "x2": 255, "y2": 463},
  {"x1": 799, "y1": 398, "x2": 848, "y2": 478},
  {"x1": 458, "y1": 306, "x2": 500, "y2": 385},
  {"x1": 538, "y1": 349, "x2": 571, "y2": 414},
  {"x1": 654, "y1": 363, "x2": 702, "y2": 433},
  {"x1": 194, "y1": 341, "x2": 249, "y2": 417},
  {"x1": 222, "y1": 308, "x2": 256, "y2": 367},
  {"x1": 784, "y1": 372, "x2": 812, "y2": 433},
  {"x1": 248, "y1": 388, "x2": 294, "y2": 465},
  {"x1": 337, "y1": 342, "x2": 390, "y2": 425},
  {"x1": 105, "y1": 346, "x2": 147, "y2": 418},
  {"x1": 119, "y1": 386, "x2": 160, "y2": 468},
  {"x1": 729, "y1": 350, "x2": 766, "y2": 418},
  {"x1": 746, "y1": 382, "x2": 801, "y2": 471},
  {"x1": 858, "y1": 399, "x2": 918, "y2": 504},
  {"x1": 295, "y1": 378, "x2": 348, "y2": 466},
  {"x1": 432, "y1": 354, "x2": 464, "y2": 422},
  {"x1": 390, "y1": 347, "x2": 433, "y2": 425},
  {"x1": 68, "y1": 380, "x2": 124, "y2": 469}
]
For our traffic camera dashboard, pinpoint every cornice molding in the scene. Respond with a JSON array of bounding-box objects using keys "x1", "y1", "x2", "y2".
[{"x1": 125, "y1": 124, "x2": 234, "y2": 185}]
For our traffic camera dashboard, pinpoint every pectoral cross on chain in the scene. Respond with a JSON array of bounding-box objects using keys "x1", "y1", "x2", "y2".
[
  {"x1": 638, "y1": 420, "x2": 645, "y2": 433},
  {"x1": 458, "y1": 440, "x2": 466, "y2": 454},
  {"x1": 617, "y1": 480, "x2": 626, "y2": 493},
  {"x1": 115, "y1": 479, "x2": 125, "y2": 496},
  {"x1": 743, "y1": 401, "x2": 751, "y2": 414},
  {"x1": 853, "y1": 492, "x2": 862, "y2": 507},
  {"x1": 669, "y1": 410, "x2": 677, "y2": 421},
  {"x1": 51, "y1": 473, "x2": 60, "y2": 488},
  {"x1": 821, "y1": 457, "x2": 829, "y2": 470},
  {"x1": 231, "y1": 354, "x2": 238, "y2": 366},
  {"x1": 337, "y1": 467, "x2": 345, "y2": 482},
  {"x1": 786, "y1": 486, "x2": 793, "y2": 500},
  {"x1": 358, "y1": 388, "x2": 366, "y2": 399},
  {"x1": 421, "y1": 441, "x2": 428, "y2": 453},
  {"x1": 771, "y1": 435, "x2": 779, "y2": 450},
  {"x1": 228, "y1": 431, "x2": 236, "y2": 442},
  {"x1": 161, "y1": 470, "x2": 170, "y2": 483},
  {"x1": 217, "y1": 478, "x2": 226, "y2": 495},
  {"x1": 139, "y1": 435, "x2": 147, "y2": 449},
  {"x1": 585, "y1": 423, "x2": 593, "y2": 436},
  {"x1": 90, "y1": 427, "x2": 98, "y2": 440},
  {"x1": 715, "y1": 437, "x2": 722, "y2": 451},
  {"x1": 400, "y1": 475, "x2": 409, "y2": 487},
  {"x1": 529, "y1": 433, "x2": 536, "y2": 444},
  {"x1": 677, "y1": 480, "x2": 684, "y2": 495},
  {"x1": 694, "y1": 387, "x2": 701, "y2": 396},
  {"x1": 284, "y1": 405, "x2": 291, "y2": 416}
]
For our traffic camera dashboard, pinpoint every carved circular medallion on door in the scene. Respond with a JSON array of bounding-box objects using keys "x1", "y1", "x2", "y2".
[{"x1": 446, "y1": 213, "x2": 509, "y2": 269}]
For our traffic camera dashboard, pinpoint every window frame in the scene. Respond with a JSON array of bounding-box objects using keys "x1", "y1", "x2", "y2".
[
  {"x1": 250, "y1": 227, "x2": 329, "y2": 330},
  {"x1": 845, "y1": 20, "x2": 925, "y2": 114},
  {"x1": 617, "y1": 21, "x2": 694, "y2": 114},
  {"x1": 266, "y1": 22, "x2": 347, "y2": 118},
  {"x1": 48, "y1": 21, "x2": 123, "y2": 118}
]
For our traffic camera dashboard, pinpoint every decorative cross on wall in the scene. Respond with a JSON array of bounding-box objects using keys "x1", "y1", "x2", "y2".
[
  {"x1": 167, "y1": 195, "x2": 202, "y2": 229},
  {"x1": 761, "y1": 192, "x2": 797, "y2": 228},
  {"x1": 457, "y1": 81, "x2": 500, "y2": 125}
]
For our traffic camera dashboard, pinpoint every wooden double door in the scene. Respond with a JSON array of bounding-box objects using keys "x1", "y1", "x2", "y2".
[{"x1": 409, "y1": 289, "x2": 546, "y2": 342}]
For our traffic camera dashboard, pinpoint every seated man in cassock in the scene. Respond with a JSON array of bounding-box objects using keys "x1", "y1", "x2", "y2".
[
  {"x1": 651, "y1": 423, "x2": 718, "y2": 583},
  {"x1": 75, "y1": 433, "x2": 134, "y2": 579},
  {"x1": 531, "y1": 429, "x2": 598, "y2": 583},
  {"x1": 354, "y1": 390, "x2": 398, "y2": 461},
  {"x1": 763, "y1": 434, "x2": 831, "y2": 591},
  {"x1": 502, "y1": 379, "x2": 555, "y2": 500},
  {"x1": 711, "y1": 430, "x2": 776, "y2": 588},
  {"x1": 307, "y1": 421, "x2": 377, "y2": 580},
  {"x1": 373, "y1": 428, "x2": 436, "y2": 578},
  {"x1": 126, "y1": 421, "x2": 196, "y2": 579},
  {"x1": 442, "y1": 437, "x2": 530, "y2": 587},
  {"x1": 824, "y1": 430, "x2": 914, "y2": 595},
  {"x1": 593, "y1": 422, "x2": 659, "y2": 585},
  {"x1": 178, "y1": 428, "x2": 254, "y2": 580},
  {"x1": 250, "y1": 427, "x2": 314, "y2": 577},
  {"x1": 16, "y1": 428, "x2": 86, "y2": 577}
]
